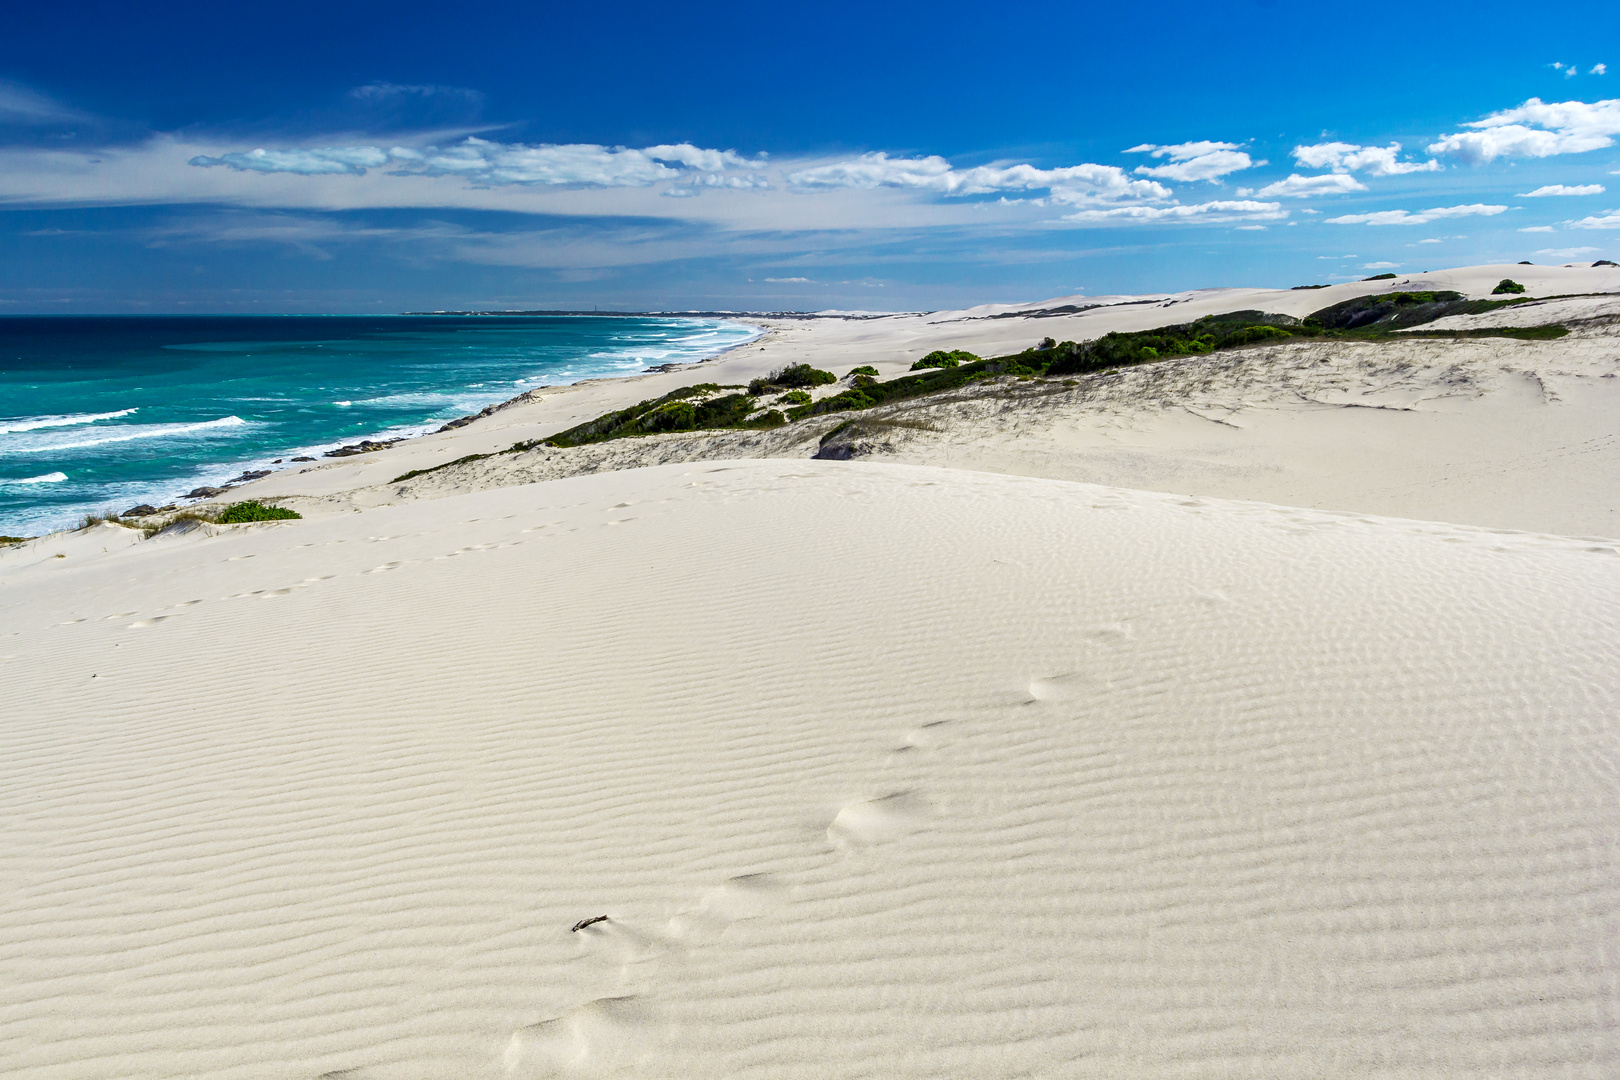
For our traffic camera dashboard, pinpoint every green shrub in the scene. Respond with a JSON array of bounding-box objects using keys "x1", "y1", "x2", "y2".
[
  {"x1": 1492, "y1": 278, "x2": 1526, "y2": 294},
  {"x1": 216, "y1": 501, "x2": 301, "y2": 523},
  {"x1": 1, "y1": 535, "x2": 30, "y2": 545},
  {"x1": 748, "y1": 364, "x2": 836, "y2": 394},
  {"x1": 1362, "y1": 272, "x2": 1398, "y2": 281},
  {"x1": 910, "y1": 349, "x2": 978, "y2": 370},
  {"x1": 779, "y1": 389, "x2": 812, "y2": 405},
  {"x1": 847, "y1": 365, "x2": 879, "y2": 377}
]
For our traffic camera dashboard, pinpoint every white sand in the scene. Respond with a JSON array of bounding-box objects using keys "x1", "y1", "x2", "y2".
[{"x1": 3, "y1": 264, "x2": 1618, "y2": 1079}]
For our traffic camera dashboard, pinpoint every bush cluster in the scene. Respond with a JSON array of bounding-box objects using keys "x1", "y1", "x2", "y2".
[
  {"x1": 1492, "y1": 278, "x2": 1527, "y2": 295},
  {"x1": 215, "y1": 501, "x2": 302, "y2": 523},
  {"x1": 748, "y1": 364, "x2": 836, "y2": 395},
  {"x1": 910, "y1": 349, "x2": 979, "y2": 370}
]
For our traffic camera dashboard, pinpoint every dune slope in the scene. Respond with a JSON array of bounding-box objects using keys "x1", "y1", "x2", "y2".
[{"x1": 3, "y1": 460, "x2": 1616, "y2": 1079}]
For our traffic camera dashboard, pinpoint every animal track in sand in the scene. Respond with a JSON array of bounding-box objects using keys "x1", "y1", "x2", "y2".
[{"x1": 127, "y1": 616, "x2": 171, "y2": 629}]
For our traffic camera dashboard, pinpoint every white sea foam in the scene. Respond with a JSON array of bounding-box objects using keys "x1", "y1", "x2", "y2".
[
  {"x1": 0, "y1": 471, "x2": 68, "y2": 485},
  {"x1": 7, "y1": 416, "x2": 249, "y2": 454},
  {"x1": 0, "y1": 408, "x2": 137, "y2": 434}
]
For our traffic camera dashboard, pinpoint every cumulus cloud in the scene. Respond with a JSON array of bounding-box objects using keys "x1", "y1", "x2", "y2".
[
  {"x1": 1517, "y1": 183, "x2": 1605, "y2": 196},
  {"x1": 783, "y1": 152, "x2": 1170, "y2": 204},
  {"x1": 1566, "y1": 210, "x2": 1620, "y2": 229},
  {"x1": 191, "y1": 137, "x2": 763, "y2": 188},
  {"x1": 1062, "y1": 199, "x2": 1285, "y2": 224},
  {"x1": 1428, "y1": 98, "x2": 1620, "y2": 164},
  {"x1": 1252, "y1": 173, "x2": 1367, "y2": 198},
  {"x1": 1326, "y1": 204, "x2": 1509, "y2": 225},
  {"x1": 1126, "y1": 141, "x2": 1255, "y2": 182},
  {"x1": 1594, "y1": 64, "x2": 1608, "y2": 76},
  {"x1": 1290, "y1": 141, "x2": 1440, "y2": 176}
]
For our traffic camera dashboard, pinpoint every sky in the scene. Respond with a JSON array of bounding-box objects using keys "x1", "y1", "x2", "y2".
[{"x1": 2, "y1": 0, "x2": 1619, "y2": 313}]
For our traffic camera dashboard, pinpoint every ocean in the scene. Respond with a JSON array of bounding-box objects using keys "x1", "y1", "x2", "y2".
[{"x1": 0, "y1": 315, "x2": 758, "y2": 536}]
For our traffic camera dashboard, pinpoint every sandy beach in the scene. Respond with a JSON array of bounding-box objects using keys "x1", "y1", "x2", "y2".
[{"x1": 3, "y1": 263, "x2": 1617, "y2": 1079}]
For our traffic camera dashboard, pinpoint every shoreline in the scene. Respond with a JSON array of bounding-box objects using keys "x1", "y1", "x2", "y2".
[{"x1": 0, "y1": 315, "x2": 765, "y2": 536}]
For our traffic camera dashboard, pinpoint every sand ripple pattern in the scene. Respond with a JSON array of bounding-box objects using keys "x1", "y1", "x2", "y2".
[{"x1": 2, "y1": 460, "x2": 1616, "y2": 1078}]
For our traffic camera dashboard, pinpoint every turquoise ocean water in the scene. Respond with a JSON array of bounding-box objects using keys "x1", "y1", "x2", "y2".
[{"x1": 0, "y1": 315, "x2": 758, "y2": 536}]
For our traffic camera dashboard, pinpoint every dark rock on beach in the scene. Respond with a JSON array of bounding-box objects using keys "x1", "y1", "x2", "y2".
[
  {"x1": 324, "y1": 438, "x2": 403, "y2": 458},
  {"x1": 185, "y1": 486, "x2": 226, "y2": 499},
  {"x1": 291, "y1": 456, "x2": 316, "y2": 462},
  {"x1": 122, "y1": 504, "x2": 159, "y2": 517}
]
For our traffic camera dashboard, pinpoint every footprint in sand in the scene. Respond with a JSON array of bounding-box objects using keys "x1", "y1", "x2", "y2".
[
  {"x1": 504, "y1": 995, "x2": 663, "y2": 1079},
  {"x1": 888, "y1": 720, "x2": 949, "y2": 760},
  {"x1": 827, "y1": 791, "x2": 931, "y2": 849},
  {"x1": 666, "y1": 873, "x2": 785, "y2": 945}
]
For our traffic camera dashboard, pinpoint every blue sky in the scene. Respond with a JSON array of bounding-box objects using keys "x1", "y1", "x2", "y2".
[{"x1": 2, "y1": 0, "x2": 1618, "y2": 313}]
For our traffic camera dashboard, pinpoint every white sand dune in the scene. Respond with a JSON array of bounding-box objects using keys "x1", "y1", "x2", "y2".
[
  {"x1": 4, "y1": 462, "x2": 1617, "y2": 1078},
  {"x1": 3, "y1": 264, "x2": 1618, "y2": 1078}
]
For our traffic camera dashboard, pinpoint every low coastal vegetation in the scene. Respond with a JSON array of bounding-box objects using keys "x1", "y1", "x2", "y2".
[
  {"x1": 748, "y1": 364, "x2": 836, "y2": 395},
  {"x1": 214, "y1": 500, "x2": 302, "y2": 524},
  {"x1": 385, "y1": 291, "x2": 1570, "y2": 477},
  {"x1": 911, "y1": 350, "x2": 979, "y2": 370},
  {"x1": 1492, "y1": 278, "x2": 1526, "y2": 295}
]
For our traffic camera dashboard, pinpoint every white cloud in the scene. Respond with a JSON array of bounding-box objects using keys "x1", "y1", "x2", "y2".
[
  {"x1": 1063, "y1": 199, "x2": 1285, "y2": 224},
  {"x1": 764, "y1": 276, "x2": 814, "y2": 283},
  {"x1": 1234, "y1": 224, "x2": 1267, "y2": 231},
  {"x1": 1594, "y1": 64, "x2": 1608, "y2": 76},
  {"x1": 192, "y1": 137, "x2": 763, "y2": 187},
  {"x1": 1326, "y1": 204, "x2": 1509, "y2": 225},
  {"x1": 189, "y1": 146, "x2": 394, "y2": 176},
  {"x1": 1290, "y1": 142, "x2": 1440, "y2": 176},
  {"x1": 1253, "y1": 173, "x2": 1367, "y2": 198},
  {"x1": 1428, "y1": 97, "x2": 1620, "y2": 164},
  {"x1": 783, "y1": 152, "x2": 1169, "y2": 203},
  {"x1": 1567, "y1": 210, "x2": 1620, "y2": 229},
  {"x1": 1126, "y1": 141, "x2": 1255, "y2": 182},
  {"x1": 1519, "y1": 225, "x2": 1557, "y2": 232},
  {"x1": 1419, "y1": 238, "x2": 1443, "y2": 243},
  {"x1": 1517, "y1": 183, "x2": 1605, "y2": 196},
  {"x1": 1362, "y1": 261, "x2": 1400, "y2": 269},
  {"x1": 1535, "y1": 246, "x2": 1600, "y2": 258}
]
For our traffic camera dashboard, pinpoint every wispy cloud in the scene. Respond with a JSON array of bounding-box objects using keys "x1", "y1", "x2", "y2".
[
  {"x1": 1535, "y1": 246, "x2": 1600, "y2": 258},
  {"x1": 1290, "y1": 142, "x2": 1440, "y2": 176},
  {"x1": 0, "y1": 80, "x2": 90, "y2": 126},
  {"x1": 1362, "y1": 261, "x2": 1400, "y2": 269},
  {"x1": 763, "y1": 276, "x2": 814, "y2": 283},
  {"x1": 192, "y1": 137, "x2": 761, "y2": 188},
  {"x1": 1125, "y1": 141, "x2": 1256, "y2": 182},
  {"x1": 1429, "y1": 97, "x2": 1620, "y2": 164},
  {"x1": 1326, "y1": 204, "x2": 1508, "y2": 225},
  {"x1": 783, "y1": 152, "x2": 1169, "y2": 204},
  {"x1": 1251, "y1": 173, "x2": 1366, "y2": 198},
  {"x1": 1518, "y1": 225, "x2": 1557, "y2": 232},
  {"x1": 1062, "y1": 199, "x2": 1285, "y2": 224},
  {"x1": 1566, "y1": 210, "x2": 1620, "y2": 229},
  {"x1": 1517, "y1": 183, "x2": 1605, "y2": 196}
]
